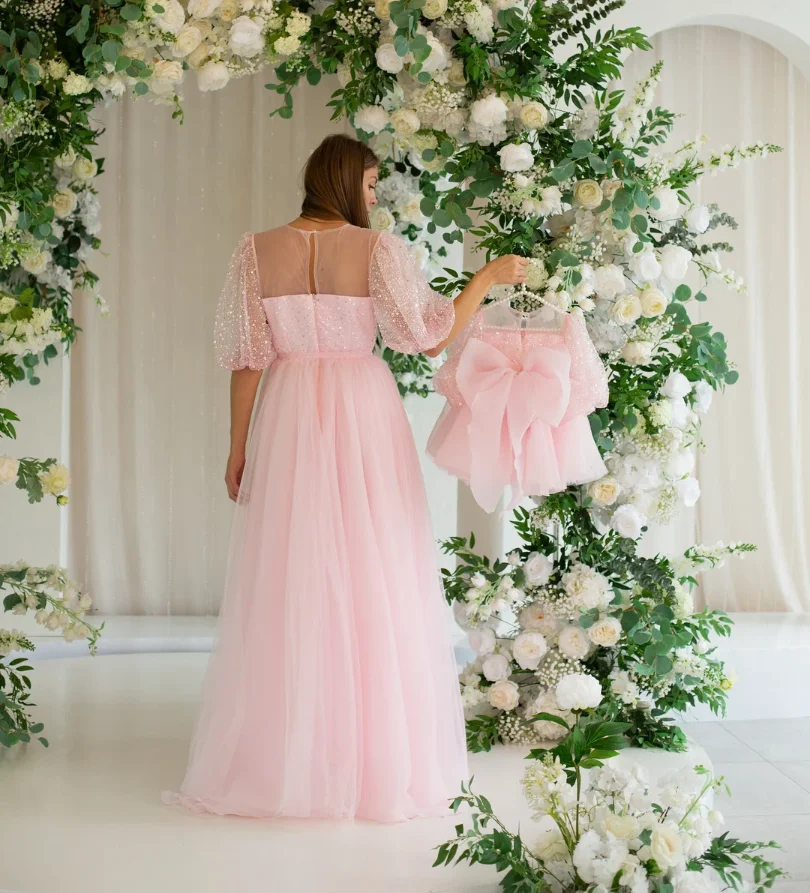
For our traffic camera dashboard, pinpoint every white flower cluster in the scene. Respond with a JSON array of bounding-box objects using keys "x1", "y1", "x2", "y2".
[
  {"x1": 524, "y1": 757, "x2": 728, "y2": 893},
  {"x1": 0, "y1": 628, "x2": 29, "y2": 658},
  {"x1": 612, "y1": 62, "x2": 663, "y2": 144},
  {"x1": 1, "y1": 561, "x2": 94, "y2": 647},
  {"x1": 0, "y1": 298, "x2": 60, "y2": 358}
]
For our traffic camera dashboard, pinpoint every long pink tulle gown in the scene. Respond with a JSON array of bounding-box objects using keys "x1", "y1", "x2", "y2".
[{"x1": 161, "y1": 223, "x2": 468, "y2": 822}]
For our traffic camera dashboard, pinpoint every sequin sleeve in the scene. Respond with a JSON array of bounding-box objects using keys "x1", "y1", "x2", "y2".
[
  {"x1": 213, "y1": 233, "x2": 276, "y2": 371},
  {"x1": 368, "y1": 232, "x2": 455, "y2": 355},
  {"x1": 563, "y1": 311, "x2": 609, "y2": 418},
  {"x1": 431, "y1": 309, "x2": 483, "y2": 407}
]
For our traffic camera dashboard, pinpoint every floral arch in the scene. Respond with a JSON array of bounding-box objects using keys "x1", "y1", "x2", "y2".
[{"x1": 0, "y1": 0, "x2": 777, "y2": 761}]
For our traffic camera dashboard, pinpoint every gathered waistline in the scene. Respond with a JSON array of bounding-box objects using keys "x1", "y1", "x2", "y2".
[{"x1": 275, "y1": 350, "x2": 374, "y2": 361}]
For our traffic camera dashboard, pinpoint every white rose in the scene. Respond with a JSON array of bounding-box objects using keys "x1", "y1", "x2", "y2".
[
  {"x1": 390, "y1": 107, "x2": 420, "y2": 134},
  {"x1": 573, "y1": 179, "x2": 603, "y2": 210},
  {"x1": 274, "y1": 35, "x2": 301, "y2": 55},
  {"x1": 229, "y1": 16, "x2": 265, "y2": 57},
  {"x1": 650, "y1": 186, "x2": 681, "y2": 221},
  {"x1": 488, "y1": 679, "x2": 520, "y2": 711},
  {"x1": 530, "y1": 817, "x2": 569, "y2": 861},
  {"x1": 665, "y1": 450, "x2": 695, "y2": 480},
  {"x1": 22, "y1": 249, "x2": 51, "y2": 275},
  {"x1": 71, "y1": 157, "x2": 97, "y2": 181},
  {"x1": 469, "y1": 627, "x2": 496, "y2": 655},
  {"x1": 621, "y1": 340, "x2": 654, "y2": 366},
  {"x1": 677, "y1": 477, "x2": 701, "y2": 507},
  {"x1": 587, "y1": 615, "x2": 622, "y2": 647},
  {"x1": 423, "y1": 0, "x2": 447, "y2": 17},
  {"x1": 685, "y1": 204, "x2": 710, "y2": 234},
  {"x1": 186, "y1": 43, "x2": 211, "y2": 70},
  {"x1": 611, "y1": 293, "x2": 642, "y2": 325},
  {"x1": 605, "y1": 813, "x2": 639, "y2": 839},
  {"x1": 693, "y1": 379, "x2": 713, "y2": 413},
  {"x1": 512, "y1": 631, "x2": 548, "y2": 670},
  {"x1": 639, "y1": 286, "x2": 667, "y2": 318},
  {"x1": 482, "y1": 653, "x2": 511, "y2": 682},
  {"x1": 588, "y1": 476, "x2": 621, "y2": 506},
  {"x1": 51, "y1": 188, "x2": 78, "y2": 218},
  {"x1": 537, "y1": 185, "x2": 563, "y2": 217},
  {"x1": 650, "y1": 822, "x2": 683, "y2": 869},
  {"x1": 470, "y1": 94, "x2": 508, "y2": 129},
  {"x1": 196, "y1": 60, "x2": 230, "y2": 91},
  {"x1": 660, "y1": 244, "x2": 692, "y2": 282},
  {"x1": 661, "y1": 371, "x2": 692, "y2": 399},
  {"x1": 558, "y1": 624, "x2": 591, "y2": 660},
  {"x1": 172, "y1": 24, "x2": 204, "y2": 57},
  {"x1": 187, "y1": 0, "x2": 221, "y2": 17},
  {"x1": 421, "y1": 34, "x2": 448, "y2": 72},
  {"x1": 0, "y1": 456, "x2": 20, "y2": 484},
  {"x1": 376, "y1": 42, "x2": 404, "y2": 73},
  {"x1": 55, "y1": 146, "x2": 76, "y2": 169},
  {"x1": 155, "y1": 0, "x2": 185, "y2": 33},
  {"x1": 523, "y1": 551, "x2": 552, "y2": 585},
  {"x1": 150, "y1": 59, "x2": 183, "y2": 95},
  {"x1": 630, "y1": 248, "x2": 662, "y2": 283},
  {"x1": 498, "y1": 142, "x2": 534, "y2": 172},
  {"x1": 39, "y1": 463, "x2": 70, "y2": 496},
  {"x1": 610, "y1": 504, "x2": 646, "y2": 539},
  {"x1": 519, "y1": 602, "x2": 558, "y2": 634},
  {"x1": 519, "y1": 101, "x2": 549, "y2": 131},
  {"x1": 369, "y1": 206, "x2": 395, "y2": 231},
  {"x1": 355, "y1": 104, "x2": 390, "y2": 134},
  {"x1": 593, "y1": 264, "x2": 626, "y2": 300},
  {"x1": 555, "y1": 672, "x2": 603, "y2": 711}
]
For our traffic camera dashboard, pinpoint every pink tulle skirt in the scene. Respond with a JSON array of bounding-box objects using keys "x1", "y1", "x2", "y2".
[{"x1": 162, "y1": 354, "x2": 468, "y2": 822}]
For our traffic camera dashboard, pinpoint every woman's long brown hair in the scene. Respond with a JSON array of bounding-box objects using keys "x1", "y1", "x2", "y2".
[{"x1": 300, "y1": 134, "x2": 378, "y2": 229}]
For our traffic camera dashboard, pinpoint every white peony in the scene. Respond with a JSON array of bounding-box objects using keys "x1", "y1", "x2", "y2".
[
  {"x1": 630, "y1": 248, "x2": 662, "y2": 283},
  {"x1": 611, "y1": 504, "x2": 646, "y2": 539},
  {"x1": 558, "y1": 624, "x2": 591, "y2": 660},
  {"x1": 674, "y1": 872, "x2": 722, "y2": 893},
  {"x1": 523, "y1": 551, "x2": 552, "y2": 585},
  {"x1": 519, "y1": 101, "x2": 549, "y2": 130},
  {"x1": 376, "y1": 42, "x2": 404, "y2": 73},
  {"x1": 685, "y1": 204, "x2": 711, "y2": 234},
  {"x1": 482, "y1": 653, "x2": 511, "y2": 681},
  {"x1": 512, "y1": 631, "x2": 548, "y2": 670},
  {"x1": 488, "y1": 679, "x2": 520, "y2": 711},
  {"x1": 605, "y1": 813, "x2": 640, "y2": 839},
  {"x1": 39, "y1": 463, "x2": 70, "y2": 496},
  {"x1": 555, "y1": 672, "x2": 603, "y2": 711},
  {"x1": 588, "y1": 476, "x2": 621, "y2": 506},
  {"x1": 498, "y1": 143, "x2": 534, "y2": 172},
  {"x1": 51, "y1": 188, "x2": 78, "y2": 219},
  {"x1": 469, "y1": 627, "x2": 496, "y2": 655},
  {"x1": 187, "y1": 0, "x2": 221, "y2": 16},
  {"x1": 650, "y1": 186, "x2": 682, "y2": 221},
  {"x1": 562, "y1": 563, "x2": 611, "y2": 611},
  {"x1": 369, "y1": 206, "x2": 395, "y2": 231},
  {"x1": 587, "y1": 615, "x2": 622, "y2": 647},
  {"x1": 665, "y1": 450, "x2": 695, "y2": 480},
  {"x1": 354, "y1": 104, "x2": 390, "y2": 134},
  {"x1": 470, "y1": 93, "x2": 508, "y2": 129},
  {"x1": 390, "y1": 107, "x2": 420, "y2": 134},
  {"x1": 693, "y1": 379, "x2": 713, "y2": 413},
  {"x1": 229, "y1": 16, "x2": 265, "y2": 57},
  {"x1": 611, "y1": 293, "x2": 642, "y2": 325},
  {"x1": 172, "y1": 24, "x2": 204, "y2": 57},
  {"x1": 530, "y1": 817, "x2": 570, "y2": 861},
  {"x1": 155, "y1": 0, "x2": 185, "y2": 34},
  {"x1": 0, "y1": 456, "x2": 20, "y2": 484},
  {"x1": 593, "y1": 264, "x2": 626, "y2": 300},
  {"x1": 639, "y1": 286, "x2": 667, "y2": 317},
  {"x1": 518, "y1": 602, "x2": 559, "y2": 635},
  {"x1": 573, "y1": 179, "x2": 603, "y2": 210},
  {"x1": 660, "y1": 244, "x2": 692, "y2": 282},
  {"x1": 650, "y1": 822, "x2": 683, "y2": 869},
  {"x1": 197, "y1": 60, "x2": 230, "y2": 91},
  {"x1": 621, "y1": 340, "x2": 654, "y2": 366},
  {"x1": 423, "y1": 0, "x2": 448, "y2": 17},
  {"x1": 421, "y1": 34, "x2": 449, "y2": 72},
  {"x1": 677, "y1": 477, "x2": 701, "y2": 507},
  {"x1": 149, "y1": 60, "x2": 183, "y2": 95},
  {"x1": 661, "y1": 371, "x2": 692, "y2": 399}
]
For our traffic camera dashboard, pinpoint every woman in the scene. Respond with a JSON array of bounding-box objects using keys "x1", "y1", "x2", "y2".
[{"x1": 162, "y1": 134, "x2": 528, "y2": 823}]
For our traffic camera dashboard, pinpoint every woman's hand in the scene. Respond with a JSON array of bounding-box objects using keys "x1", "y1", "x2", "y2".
[
  {"x1": 225, "y1": 451, "x2": 246, "y2": 502},
  {"x1": 481, "y1": 254, "x2": 529, "y2": 286}
]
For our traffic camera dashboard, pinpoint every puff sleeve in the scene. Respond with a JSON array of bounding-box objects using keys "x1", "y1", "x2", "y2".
[
  {"x1": 562, "y1": 311, "x2": 609, "y2": 419},
  {"x1": 431, "y1": 309, "x2": 484, "y2": 407},
  {"x1": 368, "y1": 232, "x2": 455, "y2": 354},
  {"x1": 213, "y1": 233, "x2": 276, "y2": 370}
]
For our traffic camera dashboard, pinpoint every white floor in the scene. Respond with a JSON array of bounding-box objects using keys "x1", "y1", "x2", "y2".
[{"x1": 0, "y1": 650, "x2": 807, "y2": 893}]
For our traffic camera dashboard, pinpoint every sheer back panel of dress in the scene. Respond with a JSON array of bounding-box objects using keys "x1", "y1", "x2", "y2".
[{"x1": 253, "y1": 224, "x2": 380, "y2": 298}]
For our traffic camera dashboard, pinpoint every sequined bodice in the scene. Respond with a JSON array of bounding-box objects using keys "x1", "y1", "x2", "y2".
[{"x1": 261, "y1": 294, "x2": 378, "y2": 357}]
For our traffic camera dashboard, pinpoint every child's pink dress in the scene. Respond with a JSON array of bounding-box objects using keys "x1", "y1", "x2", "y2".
[
  {"x1": 162, "y1": 224, "x2": 467, "y2": 822},
  {"x1": 427, "y1": 302, "x2": 609, "y2": 513}
]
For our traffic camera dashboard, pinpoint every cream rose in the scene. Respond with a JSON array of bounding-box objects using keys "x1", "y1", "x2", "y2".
[
  {"x1": 588, "y1": 475, "x2": 621, "y2": 506},
  {"x1": 621, "y1": 340, "x2": 654, "y2": 366},
  {"x1": 530, "y1": 818, "x2": 569, "y2": 861},
  {"x1": 39, "y1": 463, "x2": 70, "y2": 496},
  {"x1": 217, "y1": 0, "x2": 241, "y2": 20},
  {"x1": 519, "y1": 101, "x2": 549, "y2": 131},
  {"x1": 488, "y1": 679, "x2": 520, "y2": 711},
  {"x1": 22, "y1": 250, "x2": 51, "y2": 275},
  {"x1": 354, "y1": 104, "x2": 390, "y2": 135},
  {"x1": 0, "y1": 456, "x2": 20, "y2": 485},
  {"x1": 605, "y1": 813, "x2": 640, "y2": 840},
  {"x1": 51, "y1": 188, "x2": 77, "y2": 218},
  {"x1": 611, "y1": 293, "x2": 642, "y2": 325},
  {"x1": 155, "y1": 0, "x2": 186, "y2": 33},
  {"x1": 369, "y1": 206, "x2": 395, "y2": 232},
  {"x1": 587, "y1": 615, "x2": 622, "y2": 647},
  {"x1": 390, "y1": 108, "x2": 420, "y2": 134},
  {"x1": 374, "y1": 0, "x2": 392, "y2": 18},
  {"x1": 523, "y1": 551, "x2": 552, "y2": 585},
  {"x1": 639, "y1": 286, "x2": 667, "y2": 318},
  {"x1": 172, "y1": 23, "x2": 204, "y2": 57},
  {"x1": 650, "y1": 822, "x2": 683, "y2": 869},
  {"x1": 557, "y1": 624, "x2": 591, "y2": 660},
  {"x1": 150, "y1": 60, "x2": 183, "y2": 95},
  {"x1": 187, "y1": 0, "x2": 221, "y2": 16},
  {"x1": 72, "y1": 157, "x2": 97, "y2": 181},
  {"x1": 468, "y1": 627, "x2": 496, "y2": 656},
  {"x1": 481, "y1": 653, "x2": 511, "y2": 682},
  {"x1": 423, "y1": 0, "x2": 448, "y2": 18},
  {"x1": 512, "y1": 631, "x2": 548, "y2": 670},
  {"x1": 376, "y1": 42, "x2": 404, "y2": 74},
  {"x1": 573, "y1": 179, "x2": 603, "y2": 210},
  {"x1": 499, "y1": 143, "x2": 534, "y2": 172}
]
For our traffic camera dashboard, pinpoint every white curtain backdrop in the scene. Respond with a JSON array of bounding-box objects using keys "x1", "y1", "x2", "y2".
[{"x1": 69, "y1": 26, "x2": 810, "y2": 614}]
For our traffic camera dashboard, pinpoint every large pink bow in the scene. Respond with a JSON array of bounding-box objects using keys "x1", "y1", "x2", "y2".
[{"x1": 456, "y1": 337, "x2": 571, "y2": 513}]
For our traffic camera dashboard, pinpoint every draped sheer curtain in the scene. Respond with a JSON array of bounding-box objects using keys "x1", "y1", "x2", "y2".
[{"x1": 70, "y1": 27, "x2": 810, "y2": 614}]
